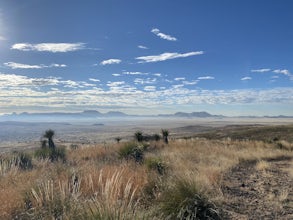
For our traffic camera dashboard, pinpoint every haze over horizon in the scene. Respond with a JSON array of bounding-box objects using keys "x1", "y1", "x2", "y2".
[{"x1": 0, "y1": 1, "x2": 292, "y2": 116}]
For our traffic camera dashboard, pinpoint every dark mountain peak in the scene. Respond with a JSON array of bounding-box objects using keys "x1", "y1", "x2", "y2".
[
  {"x1": 174, "y1": 111, "x2": 213, "y2": 117},
  {"x1": 105, "y1": 111, "x2": 127, "y2": 116}
]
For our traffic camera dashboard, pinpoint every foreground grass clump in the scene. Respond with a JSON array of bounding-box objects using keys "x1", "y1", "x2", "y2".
[
  {"x1": 34, "y1": 146, "x2": 66, "y2": 162},
  {"x1": 159, "y1": 178, "x2": 220, "y2": 219},
  {"x1": 118, "y1": 142, "x2": 145, "y2": 163}
]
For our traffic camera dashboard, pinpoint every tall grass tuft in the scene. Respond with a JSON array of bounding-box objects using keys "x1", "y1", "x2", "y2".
[
  {"x1": 20, "y1": 178, "x2": 84, "y2": 220},
  {"x1": 85, "y1": 168, "x2": 142, "y2": 219},
  {"x1": 159, "y1": 178, "x2": 220, "y2": 219}
]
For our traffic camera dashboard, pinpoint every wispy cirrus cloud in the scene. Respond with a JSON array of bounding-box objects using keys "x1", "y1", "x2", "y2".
[
  {"x1": 273, "y1": 69, "x2": 291, "y2": 75},
  {"x1": 138, "y1": 45, "x2": 148, "y2": 49},
  {"x1": 241, "y1": 77, "x2": 252, "y2": 81},
  {"x1": 4, "y1": 62, "x2": 66, "y2": 69},
  {"x1": 122, "y1": 71, "x2": 148, "y2": 75},
  {"x1": 89, "y1": 78, "x2": 100, "y2": 82},
  {"x1": 174, "y1": 77, "x2": 185, "y2": 81},
  {"x1": 151, "y1": 28, "x2": 177, "y2": 41},
  {"x1": 11, "y1": 43, "x2": 86, "y2": 52},
  {"x1": 136, "y1": 51, "x2": 204, "y2": 63},
  {"x1": 251, "y1": 68, "x2": 271, "y2": 73},
  {"x1": 100, "y1": 59, "x2": 121, "y2": 65},
  {"x1": 198, "y1": 76, "x2": 215, "y2": 80},
  {"x1": 144, "y1": 86, "x2": 156, "y2": 91}
]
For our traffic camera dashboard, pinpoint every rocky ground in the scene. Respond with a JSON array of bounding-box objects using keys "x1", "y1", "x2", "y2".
[{"x1": 222, "y1": 156, "x2": 293, "y2": 219}]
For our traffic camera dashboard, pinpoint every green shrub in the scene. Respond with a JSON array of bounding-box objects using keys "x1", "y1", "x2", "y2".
[
  {"x1": 15, "y1": 152, "x2": 33, "y2": 170},
  {"x1": 145, "y1": 157, "x2": 165, "y2": 175},
  {"x1": 118, "y1": 142, "x2": 144, "y2": 163},
  {"x1": 159, "y1": 179, "x2": 220, "y2": 219},
  {"x1": 35, "y1": 147, "x2": 66, "y2": 162}
]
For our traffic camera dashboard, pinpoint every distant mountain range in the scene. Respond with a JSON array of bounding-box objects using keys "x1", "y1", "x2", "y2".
[
  {"x1": 0, "y1": 110, "x2": 291, "y2": 121},
  {"x1": 0, "y1": 110, "x2": 222, "y2": 120}
]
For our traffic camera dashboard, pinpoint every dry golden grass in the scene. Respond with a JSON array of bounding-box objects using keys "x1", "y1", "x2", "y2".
[
  {"x1": 0, "y1": 134, "x2": 292, "y2": 219},
  {"x1": 255, "y1": 160, "x2": 270, "y2": 171}
]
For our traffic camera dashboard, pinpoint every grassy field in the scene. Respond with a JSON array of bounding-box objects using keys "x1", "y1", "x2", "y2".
[{"x1": 0, "y1": 125, "x2": 292, "y2": 219}]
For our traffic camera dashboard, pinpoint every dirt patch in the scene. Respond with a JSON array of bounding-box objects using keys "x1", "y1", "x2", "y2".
[{"x1": 221, "y1": 156, "x2": 293, "y2": 219}]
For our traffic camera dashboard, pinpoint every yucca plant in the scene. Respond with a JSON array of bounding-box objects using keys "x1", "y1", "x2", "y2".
[
  {"x1": 134, "y1": 131, "x2": 143, "y2": 142},
  {"x1": 43, "y1": 129, "x2": 56, "y2": 149},
  {"x1": 161, "y1": 129, "x2": 169, "y2": 144}
]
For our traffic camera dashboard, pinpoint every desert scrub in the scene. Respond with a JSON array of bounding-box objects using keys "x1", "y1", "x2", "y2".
[
  {"x1": 18, "y1": 179, "x2": 84, "y2": 220},
  {"x1": 34, "y1": 146, "x2": 66, "y2": 162},
  {"x1": 118, "y1": 142, "x2": 144, "y2": 163},
  {"x1": 145, "y1": 157, "x2": 166, "y2": 175},
  {"x1": 158, "y1": 178, "x2": 220, "y2": 219}
]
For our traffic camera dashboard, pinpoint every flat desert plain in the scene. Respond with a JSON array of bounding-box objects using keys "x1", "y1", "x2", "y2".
[{"x1": 0, "y1": 117, "x2": 292, "y2": 153}]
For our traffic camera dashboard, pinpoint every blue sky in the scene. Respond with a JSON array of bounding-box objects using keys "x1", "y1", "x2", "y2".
[{"x1": 0, "y1": 0, "x2": 292, "y2": 116}]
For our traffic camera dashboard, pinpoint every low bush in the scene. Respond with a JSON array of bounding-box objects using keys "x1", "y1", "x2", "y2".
[
  {"x1": 15, "y1": 152, "x2": 33, "y2": 170},
  {"x1": 35, "y1": 147, "x2": 66, "y2": 162},
  {"x1": 118, "y1": 142, "x2": 144, "y2": 163},
  {"x1": 158, "y1": 178, "x2": 220, "y2": 219},
  {"x1": 145, "y1": 157, "x2": 166, "y2": 175}
]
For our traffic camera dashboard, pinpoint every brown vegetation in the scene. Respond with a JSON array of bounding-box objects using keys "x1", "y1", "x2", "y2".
[{"x1": 0, "y1": 125, "x2": 292, "y2": 219}]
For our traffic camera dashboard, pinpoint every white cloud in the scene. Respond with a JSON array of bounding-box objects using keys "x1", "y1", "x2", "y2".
[
  {"x1": 107, "y1": 81, "x2": 125, "y2": 87},
  {"x1": 100, "y1": 59, "x2": 121, "y2": 65},
  {"x1": 251, "y1": 68, "x2": 271, "y2": 73},
  {"x1": 134, "y1": 78, "x2": 157, "y2": 85},
  {"x1": 4, "y1": 62, "x2": 66, "y2": 69},
  {"x1": 153, "y1": 73, "x2": 161, "y2": 77},
  {"x1": 49, "y1": 63, "x2": 67, "y2": 68},
  {"x1": 89, "y1": 78, "x2": 100, "y2": 82},
  {"x1": 122, "y1": 71, "x2": 148, "y2": 75},
  {"x1": 151, "y1": 28, "x2": 177, "y2": 41},
  {"x1": 273, "y1": 69, "x2": 291, "y2": 75},
  {"x1": 112, "y1": 74, "x2": 121, "y2": 77},
  {"x1": 144, "y1": 86, "x2": 156, "y2": 91},
  {"x1": 4, "y1": 62, "x2": 43, "y2": 69},
  {"x1": 241, "y1": 77, "x2": 252, "y2": 81},
  {"x1": 0, "y1": 72, "x2": 292, "y2": 115},
  {"x1": 0, "y1": 36, "x2": 6, "y2": 41},
  {"x1": 138, "y1": 45, "x2": 148, "y2": 49},
  {"x1": 174, "y1": 77, "x2": 185, "y2": 81},
  {"x1": 136, "y1": 51, "x2": 204, "y2": 63},
  {"x1": 198, "y1": 76, "x2": 215, "y2": 80},
  {"x1": 183, "y1": 80, "x2": 198, "y2": 85},
  {"x1": 11, "y1": 43, "x2": 86, "y2": 52}
]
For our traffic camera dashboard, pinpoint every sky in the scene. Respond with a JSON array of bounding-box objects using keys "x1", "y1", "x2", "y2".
[{"x1": 0, "y1": 0, "x2": 292, "y2": 116}]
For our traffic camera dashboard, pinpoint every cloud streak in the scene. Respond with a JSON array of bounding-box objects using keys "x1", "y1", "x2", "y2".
[
  {"x1": 241, "y1": 77, "x2": 252, "y2": 81},
  {"x1": 151, "y1": 28, "x2": 177, "y2": 41},
  {"x1": 198, "y1": 76, "x2": 215, "y2": 80},
  {"x1": 251, "y1": 68, "x2": 271, "y2": 73},
  {"x1": 11, "y1": 43, "x2": 86, "y2": 52},
  {"x1": 4, "y1": 62, "x2": 66, "y2": 69},
  {"x1": 136, "y1": 51, "x2": 204, "y2": 63},
  {"x1": 100, "y1": 59, "x2": 121, "y2": 65}
]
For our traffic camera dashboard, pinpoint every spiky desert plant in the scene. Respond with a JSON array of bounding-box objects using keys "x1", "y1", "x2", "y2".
[
  {"x1": 115, "y1": 137, "x2": 122, "y2": 144},
  {"x1": 134, "y1": 131, "x2": 143, "y2": 142},
  {"x1": 43, "y1": 129, "x2": 56, "y2": 149},
  {"x1": 161, "y1": 129, "x2": 169, "y2": 144}
]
